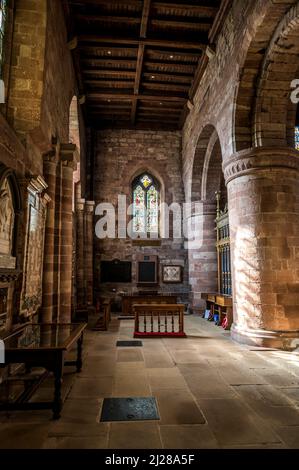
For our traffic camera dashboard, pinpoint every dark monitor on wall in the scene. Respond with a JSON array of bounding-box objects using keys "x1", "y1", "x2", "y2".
[
  {"x1": 138, "y1": 262, "x2": 156, "y2": 283},
  {"x1": 137, "y1": 255, "x2": 158, "y2": 285},
  {"x1": 100, "y1": 260, "x2": 132, "y2": 283}
]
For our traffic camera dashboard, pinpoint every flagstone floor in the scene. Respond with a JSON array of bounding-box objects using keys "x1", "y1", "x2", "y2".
[{"x1": 1, "y1": 314, "x2": 299, "y2": 449}]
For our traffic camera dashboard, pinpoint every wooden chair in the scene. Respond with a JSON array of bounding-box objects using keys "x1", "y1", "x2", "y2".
[{"x1": 92, "y1": 298, "x2": 111, "y2": 331}]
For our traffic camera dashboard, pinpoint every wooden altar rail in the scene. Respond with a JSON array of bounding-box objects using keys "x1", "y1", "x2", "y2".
[
  {"x1": 133, "y1": 304, "x2": 186, "y2": 338},
  {"x1": 92, "y1": 299, "x2": 111, "y2": 331},
  {"x1": 121, "y1": 294, "x2": 178, "y2": 315}
]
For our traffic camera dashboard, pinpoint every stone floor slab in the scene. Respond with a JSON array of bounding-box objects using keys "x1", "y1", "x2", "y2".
[
  {"x1": 160, "y1": 425, "x2": 218, "y2": 449},
  {"x1": 0, "y1": 423, "x2": 50, "y2": 449},
  {"x1": 69, "y1": 377, "x2": 113, "y2": 399},
  {"x1": 108, "y1": 422, "x2": 162, "y2": 449},
  {"x1": 117, "y1": 349, "x2": 144, "y2": 362},
  {"x1": 156, "y1": 390, "x2": 206, "y2": 425},
  {"x1": 198, "y1": 398, "x2": 280, "y2": 446}
]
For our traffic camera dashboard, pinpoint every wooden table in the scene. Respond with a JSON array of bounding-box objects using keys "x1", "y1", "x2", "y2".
[
  {"x1": 0, "y1": 322, "x2": 87, "y2": 419},
  {"x1": 121, "y1": 294, "x2": 178, "y2": 315}
]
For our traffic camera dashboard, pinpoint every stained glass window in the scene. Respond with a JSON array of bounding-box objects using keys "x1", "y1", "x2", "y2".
[
  {"x1": 0, "y1": 0, "x2": 7, "y2": 78},
  {"x1": 295, "y1": 127, "x2": 299, "y2": 151},
  {"x1": 132, "y1": 174, "x2": 160, "y2": 235}
]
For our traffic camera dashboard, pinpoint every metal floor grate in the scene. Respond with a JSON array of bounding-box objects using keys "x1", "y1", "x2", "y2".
[
  {"x1": 116, "y1": 340, "x2": 143, "y2": 347},
  {"x1": 100, "y1": 397, "x2": 159, "y2": 422}
]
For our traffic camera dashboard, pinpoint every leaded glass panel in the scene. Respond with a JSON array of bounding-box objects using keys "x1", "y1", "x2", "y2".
[
  {"x1": 132, "y1": 174, "x2": 160, "y2": 236},
  {"x1": 133, "y1": 185, "x2": 146, "y2": 233}
]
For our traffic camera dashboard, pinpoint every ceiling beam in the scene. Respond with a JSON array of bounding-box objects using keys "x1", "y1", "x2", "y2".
[
  {"x1": 78, "y1": 35, "x2": 207, "y2": 50},
  {"x1": 87, "y1": 92, "x2": 186, "y2": 102},
  {"x1": 143, "y1": 72, "x2": 192, "y2": 82},
  {"x1": 209, "y1": 0, "x2": 233, "y2": 43},
  {"x1": 131, "y1": 44, "x2": 144, "y2": 123},
  {"x1": 75, "y1": 14, "x2": 141, "y2": 24},
  {"x1": 150, "y1": 19, "x2": 212, "y2": 30},
  {"x1": 152, "y1": 3, "x2": 218, "y2": 16},
  {"x1": 140, "y1": 0, "x2": 151, "y2": 38},
  {"x1": 69, "y1": 0, "x2": 142, "y2": 6},
  {"x1": 85, "y1": 80, "x2": 134, "y2": 86},
  {"x1": 133, "y1": 45, "x2": 145, "y2": 94},
  {"x1": 83, "y1": 69, "x2": 136, "y2": 77},
  {"x1": 131, "y1": 1, "x2": 151, "y2": 124}
]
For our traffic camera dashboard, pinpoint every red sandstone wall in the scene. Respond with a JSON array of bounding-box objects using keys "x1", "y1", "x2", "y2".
[
  {"x1": 182, "y1": 0, "x2": 298, "y2": 197},
  {"x1": 0, "y1": 0, "x2": 86, "y2": 328},
  {"x1": 94, "y1": 129, "x2": 190, "y2": 308}
]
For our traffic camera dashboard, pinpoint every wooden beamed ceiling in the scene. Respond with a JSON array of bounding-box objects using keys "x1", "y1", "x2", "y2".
[{"x1": 65, "y1": 0, "x2": 232, "y2": 130}]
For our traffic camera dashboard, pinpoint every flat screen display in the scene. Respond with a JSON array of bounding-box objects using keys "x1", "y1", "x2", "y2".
[
  {"x1": 101, "y1": 261, "x2": 132, "y2": 283},
  {"x1": 138, "y1": 261, "x2": 156, "y2": 283}
]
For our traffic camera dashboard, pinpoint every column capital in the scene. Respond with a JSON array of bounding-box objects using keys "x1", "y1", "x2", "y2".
[
  {"x1": 60, "y1": 143, "x2": 78, "y2": 170},
  {"x1": 85, "y1": 200, "x2": 95, "y2": 213},
  {"x1": 42, "y1": 148, "x2": 57, "y2": 164},
  {"x1": 76, "y1": 198, "x2": 86, "y2": 212},
  {"x1": 223, "y1": 146, "x2": 299, "y2": 184}
]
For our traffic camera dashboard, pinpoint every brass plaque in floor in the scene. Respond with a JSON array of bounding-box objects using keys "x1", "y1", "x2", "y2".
[
  {"x1": 100, "y1": 397, "x2": 159, "y2": 422},
  {"x1": 116, "y1": 341, "x2": 143, "y2": 347}
]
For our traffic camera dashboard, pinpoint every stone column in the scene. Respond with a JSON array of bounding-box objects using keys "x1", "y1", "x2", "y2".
[
  {"x1": 224, "y1": 147, "x2": 299, "y2": 350},
  {"x1": 75, "y1": 197, "x2": 86, "y2": 307},
  {"x1": 41, "y1": 150, "x2": 57, "y2": 323},
  {"x1": 188, "y1": 201, "x2": 218, "y2": 312},
  {"x1": 85, "y1": 200, "x2": 95, "y2": 306},
  {"x1": 59, "y1": 144, "x2": 77, "y2": 323}
]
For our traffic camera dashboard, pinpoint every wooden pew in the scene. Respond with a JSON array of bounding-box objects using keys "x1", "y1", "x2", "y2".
[
  {"x1": 92, "y1": 298, "x2": 111, "y2": 331},
  {"x1": 201, "y1": 293, "x2": 233, "y2": 330},
  {"x1": 133, "y1": 303, "x2": 186, "y2": 338}
]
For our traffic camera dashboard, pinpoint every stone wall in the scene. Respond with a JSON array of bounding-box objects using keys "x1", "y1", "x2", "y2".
[
  {"x1": 0, "y1": 0, "x2": 86, "y2": 330},
  {"x1": 182, "y1": 0, "x2": 299, "y2": 347},
  {"x1": 94, "y1": 129, "x2": 189, "y2": 309}
]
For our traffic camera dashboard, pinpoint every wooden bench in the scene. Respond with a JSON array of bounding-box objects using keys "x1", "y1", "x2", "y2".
[
  {"x1": 133, "y1": 303, "x2": 186, "y2": 338},
  {"x1": 121, "y1": 294, "x2": 178, "y2": 315},
  {"x1": 201, "y1": 293, "x2": 233, "y2": 330},
  {"x1": 92, "y1": 298, "x2": 111, "y2": 331}
]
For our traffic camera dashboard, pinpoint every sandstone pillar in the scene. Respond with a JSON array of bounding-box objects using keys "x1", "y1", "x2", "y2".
[
  {"x1": 59, "y1": 144, "x2": 77, "y2": 323},
  {"x1": 188, "y1": 201, "x2": 218, "y2": 312},
  {"x1": 41, "y1": 150, "x2": 57, "y2": 323},
  {"x1": 75, "y1": 198, "x2": 86, "y2": 307},
  {"x1": 85, "y1": 200, "x2": 95, "y2": 306},
  {"x1": 224, "y1": 147, "x2": 299, "y2": 350}
]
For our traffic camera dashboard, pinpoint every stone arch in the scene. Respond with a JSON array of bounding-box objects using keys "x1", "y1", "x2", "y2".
[
  {"x1": 190, "y1": 124, "x2": 216, "y2": 203},
  {"x1": 188, "y1": 125, "x2": 226, "y2": 312},
  {"x1": 233, "y1": 0, "x2": 297, "y2": 152},
  {"x1": 201, "y1": 132, "x2": 223, "y2": 202},
  {"x1": 0, "y1": 163, "x2": 22, "y2": 259},
  {"x1": 254, "y1": 3, "x2": 299, "y2": 148}
]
